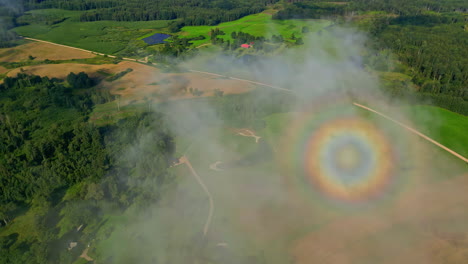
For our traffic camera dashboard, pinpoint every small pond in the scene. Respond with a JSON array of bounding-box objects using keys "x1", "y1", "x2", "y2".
[{"x1": 142, "y1": 33, "x2": 171, "y2": 45}]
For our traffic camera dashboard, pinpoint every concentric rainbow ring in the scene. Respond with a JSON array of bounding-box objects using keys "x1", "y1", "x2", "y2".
[
  {"x1": 280, "y1": 100, "x2": 411, "y2": 207},
  {"x1": 303, "y1": 118, "x2": 395, "y2": 203}
]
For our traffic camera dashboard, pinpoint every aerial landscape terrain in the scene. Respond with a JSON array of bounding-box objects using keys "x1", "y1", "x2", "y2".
[{"x1": 0, "y1": 0, "x2": 467, "y2": 263}]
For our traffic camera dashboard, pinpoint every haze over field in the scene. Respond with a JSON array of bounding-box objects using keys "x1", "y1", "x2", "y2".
[
  {"x1": 0, "y1": 1, "x2": 467, "y2": 263},
  {"x1": 93, "y1": 26, "x2": 468, "y2": 263}
]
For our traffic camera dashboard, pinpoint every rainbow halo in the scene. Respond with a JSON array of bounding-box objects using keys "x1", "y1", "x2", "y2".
[
  {"x1": 303, "y1": 118, "x2": 395, "y2": 204},
  {"x1": 281, "y1": 101, "x2": 410, "y2": 208}
]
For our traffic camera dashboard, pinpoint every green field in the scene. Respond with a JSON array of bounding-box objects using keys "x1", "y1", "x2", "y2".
[
  {"x1": 13, "y1": 9, "x2": 171, "y2": 54},
  {"x1": 12, "y1": 9, "x2": 332, "y2": 55},
  {"x1": 180, "y1": 12, "x2": 333, "y2": 46},
  {"x1": 403, "y1": 105, "x2": 468, "y2": 158}
]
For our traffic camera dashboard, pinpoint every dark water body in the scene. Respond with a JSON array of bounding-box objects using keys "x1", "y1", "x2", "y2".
[{"x1": 142, "y1": 33, "x2": 171, "y2": 44}]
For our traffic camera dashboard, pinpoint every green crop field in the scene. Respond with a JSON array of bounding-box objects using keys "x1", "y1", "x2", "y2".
[
  {"x1": 13, "y1": 9, "x2": 171, "y2": 54},
  {"x1": 180, "y1": 12, "x2": 333, "y2": 46}
]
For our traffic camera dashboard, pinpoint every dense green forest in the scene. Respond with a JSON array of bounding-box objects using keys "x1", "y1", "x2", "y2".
[
  {"x1": 0, "y1": 73, "x2": 175, "y2": 263},
  {"x1": 0, "y1": 4, "x2": 22, "y2": 47},
  {"x1": 21, "y1": 0, "x2": 278, "y2": 25},
  {"x1": 272, "y1": 0, "x2": 468, "y2": 115},
  {"x1": 373, "y1": 16, "x2": 468, "y2": 114},
  {"x1": 273, "y1": 0, "x2": 467, "y2": 19}
]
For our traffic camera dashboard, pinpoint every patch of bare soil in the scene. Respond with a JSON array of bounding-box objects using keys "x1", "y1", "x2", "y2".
[
  {"x1": 6, "y1": 60, "x2": 253, "y2": 105},
  {"x1": 234, "y1": 128, "x2": 261, "y2": 143},
  {"x1": 0, "y1": 42, "x2": 94, "y2": 62},
  {"x1": 80, "y1": 247, "x2": 94, "y2": 262},
  {"x1": 7, "y1": 63, "x2": 121, "y2": 79},
  {"x1": 106, "y1": 67, "x2": 254, "y2": 105},
  {"x1": 0, "y1": 66, "x2": 8, "y2": 74}
]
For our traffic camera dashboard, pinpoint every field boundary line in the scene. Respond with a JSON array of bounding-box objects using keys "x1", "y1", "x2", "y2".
[
  {"x1": 21, "y1": 37, "x2": 139, "y2": 62},
  {"x1": 353, "y1": 102, "x2": 468, "y2": 163}
]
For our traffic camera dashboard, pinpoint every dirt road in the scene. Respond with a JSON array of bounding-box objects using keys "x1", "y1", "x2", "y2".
[
  {"x1": 353, "y1": 103, "x2": 468, "y2": 163},
  {"x1": 178, "y1": 156, "x2": 214, "y2": 237}
]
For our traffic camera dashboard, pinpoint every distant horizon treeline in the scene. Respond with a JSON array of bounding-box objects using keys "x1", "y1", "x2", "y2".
[
  {"x1": 21, "y1": 0, "x2": 278, "y2": 25},
  {"x1": 273, "y1": 0, "x2": 467, "y2": 19}
]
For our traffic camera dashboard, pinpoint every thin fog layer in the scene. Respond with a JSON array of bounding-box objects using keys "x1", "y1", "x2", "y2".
[{"x1": 100, "y1": 25, "x2": 468, "y2": 263}]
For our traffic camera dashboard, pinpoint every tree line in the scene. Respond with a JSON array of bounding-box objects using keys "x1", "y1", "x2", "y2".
[
  {"x1": 23, "y1": 0, "x2": 279, "y2": 26},
  {"x1": 0, "y1": 5, "x2": 21, "y2": 48},
  {"x1": 369, "y1": 14, "x2": 467, "y2": 114},
  {"x1": 274, "y1": 0, "x2": 467, "y2": 19},
  {"x1": 272, "y1": 0, "x2": 468, "y2": 115}
]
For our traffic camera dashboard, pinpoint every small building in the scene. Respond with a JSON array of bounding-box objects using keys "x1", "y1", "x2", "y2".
[{"x1": 240, "y1": 44, "x2": 251, "y2": 48}]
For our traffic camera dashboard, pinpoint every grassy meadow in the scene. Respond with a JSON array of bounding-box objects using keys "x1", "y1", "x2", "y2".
[
  {"x1": 11, "y1": 9, "x2": 333, "y2": 58},
  {"x1": 13, "y1": 9, "x2": 171, "y2": 54},
  {"x1": 180, "y1": 12, "x2": 333, "y2": 46},
  {"x1": 402, "y1": 105, "x2": 468, "y2": 158}
]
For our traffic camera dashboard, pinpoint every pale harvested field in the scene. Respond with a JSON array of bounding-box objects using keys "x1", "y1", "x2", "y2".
[
  {"x1": 0, "y1": 66, "x2": 8, "y2": 74},
  {"x1": 108, "y1": 69, "x2": 253, "y2": 103},
  {"x1": 6, "y1": 60, "x2": 253, "y2": 103},
  {"x1": 0, "y1": 42, "x2": 94, "y2": 62},
  {"x1": 7, "y1": 63, "x2": 120, "y2": 79},
  {"x1": 1, "y1": 41, "x2": 254, "y2": 102}
]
